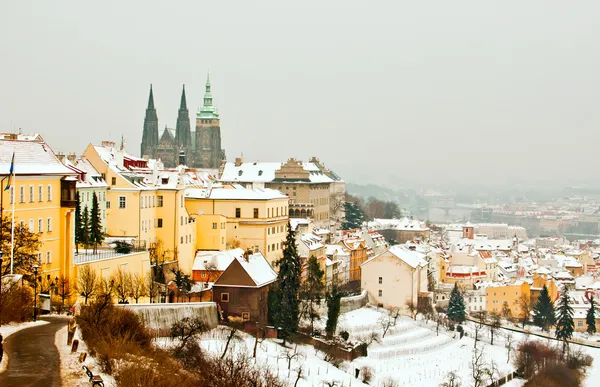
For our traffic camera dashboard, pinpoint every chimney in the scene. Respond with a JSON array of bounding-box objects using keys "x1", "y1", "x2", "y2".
[
  {"x1": 56, "y1": 152, "x2": 65, "y2": 163},
  {"x1": 67, "y1": 153, "x2": 77, "y2": 163},
  {"x1": 243, "y1": 248, "x2": 253, "y2": 261},
  {"x1": 4, "y1": 133, "x2": 18, "y2": 140},
  {"x1": 235, "y1": 154, "x2": 244, "y2": 167},
  {"x1": 101, "y1": 140, "x2": 116, "y2": 148}
]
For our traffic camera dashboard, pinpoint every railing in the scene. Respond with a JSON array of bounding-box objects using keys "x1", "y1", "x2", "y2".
[{"x1": 73, "y1": 245, "x2": 147, "y2": 264}]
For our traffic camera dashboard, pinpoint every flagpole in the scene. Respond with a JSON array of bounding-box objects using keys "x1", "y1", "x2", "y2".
[{"x1": 10, "y1": 161, "x2": 15, "y2": 274}]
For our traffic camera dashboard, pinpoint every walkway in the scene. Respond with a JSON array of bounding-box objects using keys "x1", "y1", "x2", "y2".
[{"x1": 0, "y1": 316, "x2": 66, "y2": 387}]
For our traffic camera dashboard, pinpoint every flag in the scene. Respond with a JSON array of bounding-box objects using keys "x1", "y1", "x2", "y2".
[{"x1": 4, "y1": 152, "x2": 14, "y2": 191}]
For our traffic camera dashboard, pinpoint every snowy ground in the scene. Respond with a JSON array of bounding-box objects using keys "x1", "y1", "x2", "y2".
[
  {"x1": 55, "y1": 324, "x2": 115, "y2": 387},
  {"x1": 0, "y1": 320, "x2": 49, "y2": 373}
]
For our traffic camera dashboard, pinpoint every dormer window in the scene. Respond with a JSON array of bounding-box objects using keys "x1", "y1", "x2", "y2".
[
  {"x1": 258, "y1": 170, "x2": 263, "y2": 176},
  {"x1": 161, "y1": 178, "x2": 169, "y2": 185},
  {"x1": 238, "y1": 170, "x2": 243, "y2": 176}
]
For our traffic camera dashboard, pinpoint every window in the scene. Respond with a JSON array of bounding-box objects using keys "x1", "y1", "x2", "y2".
[
  {"x1": 378, "y1": 290, "x2": 383, "y2": 297},
  {"x1": 181, "y1": 195, "x2": 183, "y2": 208},
  {"x1": 47, "y1": 217, "x2": 52, "y2": 232},
  {"x1": 111, "y1": 177, "x2": 116, "y2": 185},
  {"x1": 378, "y1": 277, "x2": 382, "y2": 284},
  {"x1": 221, "y1": 293, "x2": 229, "y2": 302},
  {"x1": 201, "y1": 273, "x2": 207, "y2": 278},
  {"x1": 578, "y1": 321, "x2": 584, "y2": 327},
  {"x1": 212, "y1": 223, "x2": 217, "y2": 229},
  {"x1": 180, "y1": 237, "x2": 183, "y2": 244},
  {"x1": 157, "y1": 195, "x2": 163, "y2": 207},
  {"x1": 47, "y1": 184, "x2": 52, "y2": 201},
  {"x1": 29, "y1": 185, "x2": 34, "y2": 202},
  {"x1": 272, "y1": 243, "x2": 275, "y2": 251},
  {"x1": 20, "y1": 220, "x2": 24, "y2": 228},
  {"x1": 157, "y1": 219, "x2": 163, "y2": 228},
  {"x1": 180, "y1": 216, "x2": 183, "y2": 226},
  {"x1": 253, "y1": 208, "x2": 259, "y2": 218},
  {"x1": 242, "y1": 312, "x2": 250, "y2": 321},
  {"x1": 267, "y1": 245, "x2": 270, "y2": 252},
  {"x1": 19, "y1": 186, "x2": 24, "y2": 203},
  {"x1": 119, "y1": 196, "x2": 126, "y2": 209},
  {"x1": 46, "y1": 251, "x2": 52, "y2": 264},
  {"x1": 106, "y1": 201, "x2": 111, "y2": 209},
  {"x1": 38, "y1": 185, "x2": 43, "y2": 202},
  {"x1": 38, "y1": 218, "x2": 43, "y2": 233},
  {"x1": 235, "y1": 208, "x2": 241, "y2": 218},
  {"x1": 29, "y1": 219, "x2": 34, "y2": 230},
  {"x1": 268, "y1": 228, "x2": 270, "y2": 235},
  {"x1": 37, "y1": 252, "x2": 42, "y2": 265}
]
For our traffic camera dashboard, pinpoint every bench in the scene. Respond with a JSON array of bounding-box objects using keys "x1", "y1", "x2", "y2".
[{"x1": 82, "y1": 365, "x2": 104, "y2": 387}]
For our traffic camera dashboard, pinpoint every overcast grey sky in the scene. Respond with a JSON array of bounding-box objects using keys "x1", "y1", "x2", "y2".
[{"x1": 1, "y1": 1, "x2": 598, "y2": 188}]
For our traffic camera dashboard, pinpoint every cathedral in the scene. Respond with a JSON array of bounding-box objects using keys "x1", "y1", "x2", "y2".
[{"x1": 140, "y1": 75, "x2": 225, "y2": 169}]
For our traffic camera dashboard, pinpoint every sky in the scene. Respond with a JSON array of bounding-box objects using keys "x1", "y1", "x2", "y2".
[{"x1": 1, "y1": 1, "x2": 599, "y2": 189}]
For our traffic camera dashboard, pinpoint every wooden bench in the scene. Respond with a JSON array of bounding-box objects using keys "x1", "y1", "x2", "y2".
[{"x1": 82, "y1": 365, "x2": 104, "y2": 387}]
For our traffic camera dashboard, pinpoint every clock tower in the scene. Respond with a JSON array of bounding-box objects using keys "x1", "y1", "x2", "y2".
[{"x1": 194, "y1": 74, "x2": 224, "y2": 169}]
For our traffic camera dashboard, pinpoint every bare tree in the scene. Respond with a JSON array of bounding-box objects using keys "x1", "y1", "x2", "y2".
[
  {"x1": 505, "y1": 331, "x2": 514, "y2": 363},
  {"x1": 279, "y1": 346, "x2": 306, "y2": 371},
  {"x1": 489, "y1": 311, "x2": 501, "y2": 346},
  {"x1": 253, "y1": 326, "x2": 266, "y2": 358},
  {"x1": 473, "y1": 312, "x2": 487, "y2": 349},
  {"x1": 417, "y1": 297, "x2": 434, "y2": 322},
  {"x1": 321, "y1": 380, "x2": 341, "y2": 387},
  {"x1": 329, "y1": 191, "x2": 345, "y2": 218},
  {"x1": 405, "y1": 300, "x2": 417, "y2": 320},
  {"x1": 390, "y1": 307, "x2": 401, "y2": 324},
  {"x1": 170, "y1": 316, "x2": 208, "y2": 351},
  {"x1": 77, "y1": 265, "x2": 97, "y2": 304},
  {"x1": 56, "y1": 274, "x2": 72, "y2": 311},
  {"x1": 131, "y1": 272, "x2": 148, "y2": 303},
  {"x1": 221, "y1": 316, "x2": 244, "y2": 359},
  {"x1": 204, "y1": 261, "x2": 218, "y2": 288},
  {"x1": 440, "y1": 371, "x2": 462, "y2": 387},
  {"x1": 518, "y1": 293, "x2": 531, "y2": 328},
  {"x1": 378, "y1": 314, "x2": 394, "y2": 338},
  {"x1": 147, "y1": 272, "x2": 159, "y2": 303},
  {"x1": 357, "y1": 331, "x2": 381, "y2": 349},
  {"x1": 293, "y1": 364, "x2": 305, "y2": 387},
  {"x1": 381, "y1": 376, "x2": 400, "y2": 387},
  {"x1": 470, "y1": 346, "x2": 498, "y2": 387},
  {"x1": 112, "y1": 268, "x2": 133, "y2": 303}
]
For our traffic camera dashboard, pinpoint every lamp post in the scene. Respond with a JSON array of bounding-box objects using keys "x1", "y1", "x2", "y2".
[
  {"x1": 32, "y1": 264, "x2": 40, "y2": 322},
  {"x1": 0, "y1": 251, "x2": 4, "y2": 327}
]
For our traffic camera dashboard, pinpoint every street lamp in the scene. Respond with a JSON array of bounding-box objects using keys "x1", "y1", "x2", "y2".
[
  {"x1": 0, "y1": 251, "x2": 4, "y2": 327},
  {"x1": 32, "y1": 264, "x2": 40, "y2": 322}
]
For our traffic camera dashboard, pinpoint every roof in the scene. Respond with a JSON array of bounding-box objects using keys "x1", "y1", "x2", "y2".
[
  {"x1": 0, "y1": 139, "x2": 77, "y2": 176},
  {"x1": 220, "y1": 161, "x2": 334, "y2": 184},
  {"x1": 192, "y1": 248, "x2": 244, "y2": 271},
  {"x1": 299, "y1": 233, "x2": 324, "y2": 251},
  {"x1": 185, "y1": 184, "x2": 287, "y2": 200},
  {"x1": 363, "y1": 245, "x2": 427, "y2": 269},
  {"x1": 72, "y1": 157, "x2": 109, "y2": 188},
  {"x1": 367, "y1": 217, "x2": 429, "y2": 232},
  {"x1": 214, "y1": 252, "x2": 277, "y2": 288}
]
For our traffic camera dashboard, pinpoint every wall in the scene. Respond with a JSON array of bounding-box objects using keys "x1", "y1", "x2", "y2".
[
  {"x1": 117, "y1": 302, "x2": 218, "y2": 336},
  {"x1": 195, "y1": 214, "x2": 226, "y2": 251}
]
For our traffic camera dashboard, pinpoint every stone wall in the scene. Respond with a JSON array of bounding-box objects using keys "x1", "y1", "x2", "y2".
[
  {"x1": 313, "y1": 289, "x2": 368, "y2": 317},
  {"x1": 117, "y1": 302, "x2": 218, "y2": 337}
]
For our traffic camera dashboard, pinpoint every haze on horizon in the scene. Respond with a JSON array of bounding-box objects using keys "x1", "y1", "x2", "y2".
[{"x1": 1, "y1": 1, "x2": 599, "y2": 190}]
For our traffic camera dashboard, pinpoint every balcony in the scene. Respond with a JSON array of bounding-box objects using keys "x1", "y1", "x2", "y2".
[{"x1": 60, "y1": 179, "x2": 77, "y2": 208}]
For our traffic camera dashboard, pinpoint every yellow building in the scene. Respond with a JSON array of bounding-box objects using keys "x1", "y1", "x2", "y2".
[
  {"x1": 530, "y1": 273, "x2": 559, "y2": 305},
  {"x1": 0, "y1": 133, "x2": 77, "y2": 281},
  {"x1": 82, "y1": 141, "x2": 196, "y2": 273},
  {"x1": 185, "y1": 184, "x2": 289, "y2": 265},
  {"x1": 485, "y1": 281, "x2": 530, "y2": 316}
]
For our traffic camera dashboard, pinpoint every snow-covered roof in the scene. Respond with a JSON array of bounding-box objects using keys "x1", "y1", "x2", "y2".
[
  {"x1": 72, "y1": 157, "x2": 109, "y2": 188},
  {"x1": 326, "y1": 244, "x2": 349, "y2": 257},
  {"x1": 300, "y1": 233, "x2": 324, "y2": 250},
  {"x1": 185, "y1": 184, "x2": 287, "y2": 200},
  {"x1": 192, "y1": 248, "x2": 245, "y2": 271},
  {"x1": 235, "y1": 252, "x2": 278, "y2": 287},
  {"x1": 363, "y1": 245, "x2": 427, "y2": 269},
  {"x1": 0, "y1": 139, "x2": 77, "y2": 176},
  {"x1": 220, "y1": 161, "x2": 334, "y2": 184},
  {"x1": 367, "y1": 217, "x2": 429, "y2": 232}
]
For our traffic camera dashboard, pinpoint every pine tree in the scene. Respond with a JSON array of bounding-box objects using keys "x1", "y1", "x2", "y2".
[
  {"x1": 586, "y1": 295, "x2": 597, "y2": 335},
  {"x1": 75, "y1": 191, "x2": 82, "y2": 253},
  {"x1": 325, "y1": 282, "x2": 342, "y2": 338},
  {"x1": 89, "y1": 192, "x2": 104, "y2": 253},
  {"x1": 555, "y1": 286, "x2": 574, "y2": 353},
  {"x1": 274, "y1": 222, "x2": 302, "y2": 344},
  {"x1": 300, "y1": 255, "x2": 325, "y2": 335},
  {"x1": 81, "y1": 205, "x2": 91, "y2": 248},
  {"x1": 447, "y1": 283, "x2": 466, "y2": 323},
  {"x1": 533, "y1": 285, "x2": 556, "y2": 332}
]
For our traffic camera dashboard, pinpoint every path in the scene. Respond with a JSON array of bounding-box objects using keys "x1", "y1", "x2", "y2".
[{"x1": 0, "y1": 316, "x2": 66, "y2": 387}]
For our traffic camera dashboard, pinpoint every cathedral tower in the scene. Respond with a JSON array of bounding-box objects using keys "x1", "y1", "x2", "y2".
[
  {"x1": 141, "y1": 85, "x2": 159, "y2": 158},
  {"x1": 194, "y1": 74, "x2": 224, "y2": 168},
  {"x1": 175, "y1": 84, "x2": 192, "y2": 164}
]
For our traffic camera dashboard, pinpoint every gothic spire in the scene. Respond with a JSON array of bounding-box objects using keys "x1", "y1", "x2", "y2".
[
  {"x1": 203, "y1": 74, "x2": 212, "y2": 107},
  {"x1": 147, "y1": 84, "x2": 155, "y2": 110},
  {"x1": 141, "y1": 84, "x2": 159, "y2": 157},
  {"x1": 180, "y1": 84, "x2": 187, "y2": 110}
]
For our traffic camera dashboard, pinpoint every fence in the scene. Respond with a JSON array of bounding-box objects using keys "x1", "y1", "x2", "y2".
[{"x1": 73, "y1": 243, "x2": 147, "y2": 264}]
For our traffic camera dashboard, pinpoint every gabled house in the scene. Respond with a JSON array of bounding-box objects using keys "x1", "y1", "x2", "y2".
[
  {"x1": 361, "y1": 245, "x2": 428, "y2": 311},
  {"x1": 212, "y1": 251, "x2": 277, "y2": 325}
]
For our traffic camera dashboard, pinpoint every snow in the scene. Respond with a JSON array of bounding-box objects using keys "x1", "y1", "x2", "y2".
[
  {"x1": 0, "y1": 139, "x2": 77, "y2": 176},
  {"x1": 55, "y1": 322, "x2": 115, "y2": 387},
  {"x1": 192, "y1": 248, "x2": 244, "y2": 271},
  {"x1": 220, "y1": 161, "x2": 334, "y2": 184},
  {"x1": 236, "y1": 252, "x2": 278, "y2": 287},
  {"x1": 0, "y1": 320, "x2": 49, "y2": 373},
  {"x1": 186, "y1": 184, "x2": 287, "y2": 200}
]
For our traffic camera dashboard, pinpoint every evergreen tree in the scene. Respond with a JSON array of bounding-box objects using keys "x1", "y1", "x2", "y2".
[
  {"x1": 586, "y1": 295, "x2": 597, "y2": 335},
  {"x1": 555, "y1": 286, "x2": 574, "y2": 352},
  {"x1": 81, "y1": 205, "x2": 91, "y2": 248},
  {"x1": 533, "y1": 285, "x2": 556, "y2": 332},
  {"x1": 75, "y1": 191, "x2": 82, "y2": 253},
  {"x1": 447, "y1": 283, "x2": 466, "y2": 323},
  {"x1": 89, "y1": 192, "x2": 104, "y2": 253},
  {"x1": 341, "y1": 200, "x2": 365, "y2": 230},
  {"x1": 267, "y1": 282, "x2": 280, "y2": 326},
  {"x1": 274, "y1": 222, "x2": 302, "y2": 343},
  {"x1": 300, "y1": 255, "x2": 325, "y2": 335},
  {"x1": 325, "y1": 282, "x2": 342, "y2": 338}
]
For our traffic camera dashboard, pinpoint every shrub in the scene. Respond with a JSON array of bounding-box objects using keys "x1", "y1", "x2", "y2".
[
  {"x1": 0, "y1": 284, "x2": 33, "y2": 324},
  {"x1": 113, "y1": 240, "x2": 133, "y2": 254},
  {"x1": 360, "y1": 365, "x2": 374, "y2": 384},
  {"x1": 339, "y1": 330, "x2": 350, "y2": 341}
]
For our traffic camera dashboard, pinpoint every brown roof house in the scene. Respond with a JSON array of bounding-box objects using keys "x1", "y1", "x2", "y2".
[{"x1": 212, "y1": 250, "x2": 278, "y2": 326}]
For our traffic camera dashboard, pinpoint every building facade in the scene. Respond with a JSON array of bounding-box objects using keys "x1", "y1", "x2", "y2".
[{"x1": 140, "y1": 75, "x2": 225, "y2": 169}]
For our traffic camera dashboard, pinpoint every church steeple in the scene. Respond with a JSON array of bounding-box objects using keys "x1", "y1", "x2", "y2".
[
  {"x1": 175, "y1": 84, "x2": 191, "y2": 151},
  {"x1": 197, "y1": 73, "x2": 219, "y2": 120},
  {"x1": 141, "y1": 84, "x2": 159, "y2": 157},
  {"x1": 203, "y1": 74, "x2": 212, "y2": 107}
]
